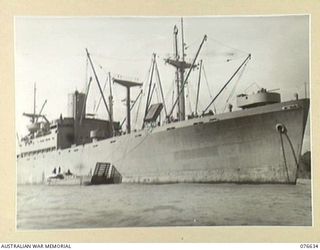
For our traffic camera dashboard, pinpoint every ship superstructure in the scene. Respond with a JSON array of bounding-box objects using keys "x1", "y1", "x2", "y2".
[{"x1": 19, "y1": 90, "x2": 119, "y2": 156}]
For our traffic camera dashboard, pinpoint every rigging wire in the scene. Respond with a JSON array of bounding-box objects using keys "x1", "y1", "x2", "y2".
[
  {"x1": 184, "y1": 38, "x2": 202, "y2": 51},
  {"x1": 202, "y1": 64, "x2": 216, "y2": 113},
  {"x1": 132, "y1": 56, "x2": 154, "y2": 129},
  {"x1": 202, "y1": 54, "x2": 251, "y2": 114},
  {"x1": 149, "y1": 83, "x2": 157, "y2": 105},
  {"x1": 162, "y1": 80, "x2": 175, "y2": 115},
  {"x1": 188, "y1": 78, "x2": 198, "y2": 113},
  {"x1": 90, "y1": 53, "x2": 150, "y2": 62},
  {"x1": 187, "y1": 80, "x2": 196, "y2": 114},
  {"x1": 86, "y1": 49, "x2": 112, "y2": 123},
  {"x1": 222, "y1": 60, "x2": 249, "y2": 112},
  {"x1": 83, "y1": 55, "x2": 110, "y2": 116},
  {"x1": 154, "y1": 81, "x2": 160, "y2": 103},
  {"x1": 243, "y1": 82, "x2": 262, "y2": 93},
  {"x1": 171, "y1": 80, "x2": 175, "y2": 114},
  {"x1": 121, "y1": 89, "x2": 143, "y2": 130},
  {"x1": 186, "y1": 82, "x2": 193, "y2": 115},
  {"x1": 143, "y1": 55, "x2": 156, "y2": 127},
  {"x1": 202, "y1": 64, "x2": 213, "y2": 99},
  {"x1": 134, "y1": 88, "x2": 143, "y2": 127},
  {"x1": 84, "y1": 56, "x2": 89, "y2": 92},
  {"x1": 95, "y1": 73, "x2": 108, "y2": 113},
  {"x1": 206, "y1": 37, "x2": 249, "y2": 56},
  {"x1": 87, "y1": 35, "x2": 250, "y2": 125},
  {"x1": 154, "y1": 59, "x2": 168, "y2": 117}
]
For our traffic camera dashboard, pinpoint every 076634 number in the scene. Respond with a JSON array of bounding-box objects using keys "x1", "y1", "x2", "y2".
[{"x1": 300, "y1": 244, "x2": 319, "y2": 248}]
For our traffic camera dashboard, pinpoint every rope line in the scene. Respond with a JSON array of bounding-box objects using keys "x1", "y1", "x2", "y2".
[
  {"x1": 223, "y1": 60, "x2": 249, "y2": 112},
  {"x1": 207, "y1": 37, "x2": 249, "y2": 56},
  {"x1": 202, "y1": 64, "x2": 216, "y2": 113},
  {"x1": 279, "y1": 132, "x2": 290, "y2": 183},
  {"x1": 284, "y1": 132, "x2": 300, "y2": 180},
  {"x1": 277, "y1": 123, "x2": 300, "y2": 183}
]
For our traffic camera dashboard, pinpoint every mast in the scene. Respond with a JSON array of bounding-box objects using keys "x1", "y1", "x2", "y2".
[
  {"x1": 85, "y1": 48, "x2": 113, "y2": 135},
  {"x1": 195, "y1": 59, "x2": 203, "y2": 115},
  {"x1": 179, "y1": 18, "x2": 186, "y2": 121},
  {"x1": 173, "y1": 25, "x2": 180, "y2": 120},
  {"x1": 33, "y1": 82, "x2": 36, "y2": 123},
  {"x1": 108, "y1": 72, "x2": 113, "y2": 126},
  {"x1": 35, "y1": 99, "x2": 47, "y2": 123},
  {"x1": 154, "y1": 58, "x2": 168, "y2": 117},
  {"x1": 143, "y1": 54, "x2": 156, "y2": 127},
  {"x1": 120, "y1": 90, "x2": 143, "y2": 129},
  {"x1": 167, "y1": 34, "x2": 207, "y2": 119},
  {"x1": 165, "y1": 19, "x2": 196, "y2": 121},
  {"x1": 80, "y1": 77, "x2": 92, "y2": 125},
  {"x1": 113, "y1": 78, "x2": 142, "y2": 134}
]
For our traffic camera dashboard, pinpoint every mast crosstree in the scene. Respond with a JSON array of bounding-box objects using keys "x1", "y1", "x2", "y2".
[{"x1": 165, "y1": 18, "x2": 207, "y2": 121}]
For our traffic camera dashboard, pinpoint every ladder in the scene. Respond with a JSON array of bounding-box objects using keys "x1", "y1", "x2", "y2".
[{"x1": 91, "y1": 162, "x2": 122, "y2": 184}]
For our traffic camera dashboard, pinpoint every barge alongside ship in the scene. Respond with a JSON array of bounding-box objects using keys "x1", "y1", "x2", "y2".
[{"x1": 16, "y1": 19, "x2": 309, "y2": 185}]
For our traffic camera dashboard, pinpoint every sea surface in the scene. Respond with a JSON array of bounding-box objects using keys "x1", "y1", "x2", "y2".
[{"x1": 17, "y1": 180, "x2": 312, "y2": 230}]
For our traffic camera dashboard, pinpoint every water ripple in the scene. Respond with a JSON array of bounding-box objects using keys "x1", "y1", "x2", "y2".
[{"x1": 17, "y1": 181, "x2": 312, "y2": 229}]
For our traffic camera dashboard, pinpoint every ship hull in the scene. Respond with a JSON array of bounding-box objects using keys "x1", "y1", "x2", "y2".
[{"x1": 17, "y1": 98, "x2": 309, "y2": 184}]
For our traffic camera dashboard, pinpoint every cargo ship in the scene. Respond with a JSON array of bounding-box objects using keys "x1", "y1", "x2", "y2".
[{"x1": 16, "y1": 20, "x2": 309, "y2": 185}]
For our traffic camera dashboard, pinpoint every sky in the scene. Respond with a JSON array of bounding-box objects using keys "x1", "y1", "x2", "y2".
[{"x1": 14, "y1": 16, "x2": 310, "y2": 150}]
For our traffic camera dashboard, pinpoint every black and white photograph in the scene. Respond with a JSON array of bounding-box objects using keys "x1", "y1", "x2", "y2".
[{"x1": 15, "y1": 16, "x2": 311, "y2": 230}]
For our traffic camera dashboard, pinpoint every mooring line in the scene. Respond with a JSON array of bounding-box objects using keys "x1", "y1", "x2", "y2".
[{"x1": 279, "y1": 132, "x2": 290, "y2": 183}]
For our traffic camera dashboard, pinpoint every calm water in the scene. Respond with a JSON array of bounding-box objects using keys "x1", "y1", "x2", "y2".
[{"x1": 17, "y1": 181, "x2": 312, "y2": 229}]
